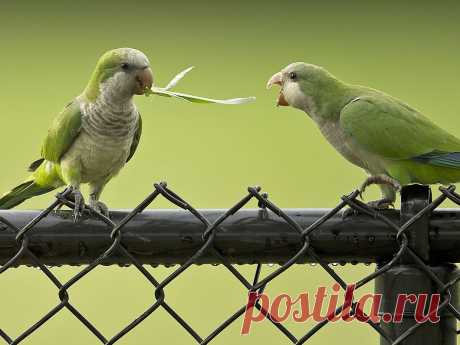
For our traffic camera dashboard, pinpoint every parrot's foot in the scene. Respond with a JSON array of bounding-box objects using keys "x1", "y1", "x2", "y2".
[
  {"x1": 342, "y1": 198, "x2": 395, "y2": 219},
  {"x1": 68, "y1": 188, "x2": 85, "y2": 223},
  {"x1": 366, "y1": 198, "x2": 395, "y2": 210},
  {"x1": 359, "y1": 175, "x2": 401, "y2": 199},
  {"x1": 89, "y1": 199, "x2": 110, "y2": 217},
  {"x1": 362, "y1": 197, "x2": 395, "y2": 215}
]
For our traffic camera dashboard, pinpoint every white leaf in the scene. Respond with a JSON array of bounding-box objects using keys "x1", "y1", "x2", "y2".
[
  {"x1": 149, "y1": 88, "x2": 256, "y2": 105},
  {"x1": 145, "y1": 66, "x2": 256, "y2": 105}
]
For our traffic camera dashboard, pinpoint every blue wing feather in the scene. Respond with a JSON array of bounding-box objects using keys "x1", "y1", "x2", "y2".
[{"x1": 412, "y1": 151, "x2": 460, "y2": 168}]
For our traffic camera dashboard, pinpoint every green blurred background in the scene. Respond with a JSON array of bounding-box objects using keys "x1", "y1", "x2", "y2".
[{"x1": 1, "y1": 0, "x2": 460, "y2": 344}]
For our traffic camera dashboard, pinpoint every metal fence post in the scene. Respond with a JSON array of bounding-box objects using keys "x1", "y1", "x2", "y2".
[{"x1": 375, "y1": 185, "x2": 459, "y2": 345}]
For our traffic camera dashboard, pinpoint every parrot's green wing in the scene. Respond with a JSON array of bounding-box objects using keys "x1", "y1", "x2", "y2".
[
  {"x1": 340, "y1": 96, "x2": 460, "y2": 166},
  {"x1": 41, "y1": 101, "x2": 82, "y2": 163},
  {"x1": 126, "y1": 113, "x2": 142, "y2": 163}
]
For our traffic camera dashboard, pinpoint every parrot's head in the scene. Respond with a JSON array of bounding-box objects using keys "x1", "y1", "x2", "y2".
[
  {"x1": 267, "y1": 62, "x2": 342, "y2": 116},
  {"x1": 84, "y1": 48, "x2": 154, "y2": 102}
]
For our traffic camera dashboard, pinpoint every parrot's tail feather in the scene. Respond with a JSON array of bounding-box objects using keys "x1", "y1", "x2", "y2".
[
  {"x1": 0, "y1": 180, "x2": 56, "y2": 209},
  {"x1": 28, "y1": 158, "x2": 45, "y2": 172}
]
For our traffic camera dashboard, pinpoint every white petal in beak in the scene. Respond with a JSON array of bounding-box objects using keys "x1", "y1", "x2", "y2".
[{"x1": 266, "y1": 72, "x2": 283, "y2": 89}]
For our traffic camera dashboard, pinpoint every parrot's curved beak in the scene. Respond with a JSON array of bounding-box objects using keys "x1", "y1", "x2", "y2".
[
  {"x1": 266, "y1": 72, "x2": 289, "y2": 106},
  {"x1": 266, "y1": 72, "x2": 282, "y2": 89},
  {"x1": 135, "y1": 67, "x2": 154, "y2": 95}
]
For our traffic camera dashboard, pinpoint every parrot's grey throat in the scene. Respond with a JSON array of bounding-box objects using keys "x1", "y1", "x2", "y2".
[
  {"x1": 79, "y1": 73, "x2": 139, "y2": 148},
  {"x1": 99, "y1": 71, "x2": 138, "y2": 108},
  {"x1": 283, "y1": 83, "x2": 319, "y2": 121}
]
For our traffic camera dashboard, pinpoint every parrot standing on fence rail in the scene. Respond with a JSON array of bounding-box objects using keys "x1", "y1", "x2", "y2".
[
  {"x1": 267, "y1": 63, "x2": 460, "y2": 209},
  {"x1": 0, "y1": 48, "x2": 151, "y2": 219},
  {"x1": 0, "y1": 48, "x2": 255, "y2": 221}
]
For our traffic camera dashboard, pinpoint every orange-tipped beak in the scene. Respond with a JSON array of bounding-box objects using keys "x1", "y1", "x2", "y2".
[
  {"x1": 135, "y1": 67, "x2": 154, "y2": 95},
  {"x1": 266, "y1": 71, "x2": 289, "y2": 106}
]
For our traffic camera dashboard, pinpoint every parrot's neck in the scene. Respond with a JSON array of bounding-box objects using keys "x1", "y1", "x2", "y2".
[
  {"x1": 304, "y1": 85, "x2": 355, "y2": 125},
  {"x1": 82, "y1": 76, "x2": 135, "y2": 113},
  {"x1": 83, "y1": 71, "x2": 135, "y2": 107},
  {"x1": 79, "y1": 82, "x2": 138, "y2": 143},
  {"x1": 98, "y1": 85, "x2": 135, "y2": 113}
]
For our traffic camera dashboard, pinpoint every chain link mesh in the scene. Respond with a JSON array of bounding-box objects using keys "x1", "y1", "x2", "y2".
[{"x1": 1, "y1": 182, "x2": 460, "y2": 344}]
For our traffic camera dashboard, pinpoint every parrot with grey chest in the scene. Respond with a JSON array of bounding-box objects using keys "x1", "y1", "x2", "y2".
[
  {"x1": 267, "y1": 62, "x2": 460, "y2": 209},
  {"x1": 0, "y1": 48, "x2": 153, "y2": 220}
]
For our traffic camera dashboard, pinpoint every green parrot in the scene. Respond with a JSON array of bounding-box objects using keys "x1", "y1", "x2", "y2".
[
  {"x1": 267, "y1": 63, "x2": 460, "y2": 209},
  {"x1": 0, "y1": 48, "x2": 153, "y2": 220}
]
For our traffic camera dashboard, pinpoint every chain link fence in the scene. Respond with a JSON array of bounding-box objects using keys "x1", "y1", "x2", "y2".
[{"x1": 1, "y1": 181, "x2": 460, "y2": 344}]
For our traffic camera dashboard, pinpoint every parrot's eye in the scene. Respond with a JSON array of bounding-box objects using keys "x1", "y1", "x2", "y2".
[
  {"x1": 121, "y1": 63, "x2": 130, "y2": 70},
  {"x1": 289, "y1": 72, "x2": 297, "y2": 81}
]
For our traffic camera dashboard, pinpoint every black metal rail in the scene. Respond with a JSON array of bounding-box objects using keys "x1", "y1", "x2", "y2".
[
  {"x1": 1, "y1": 208, "x2": 460, "y2": 266},
  {"x1": 0, "y1": 182, "x2": 459, "y2": 345}
]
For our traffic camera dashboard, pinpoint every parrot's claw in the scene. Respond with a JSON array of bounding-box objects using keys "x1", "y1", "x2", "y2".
[
  {"x1": 341, "y1": 207, "x2": 359, "y2": 219},
  {"x1": 90, "y1": 200, "x2": 110, "y2": 218},
  {"x1": 69, "y1": 189, "x2": 85, "y2": 223}
]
